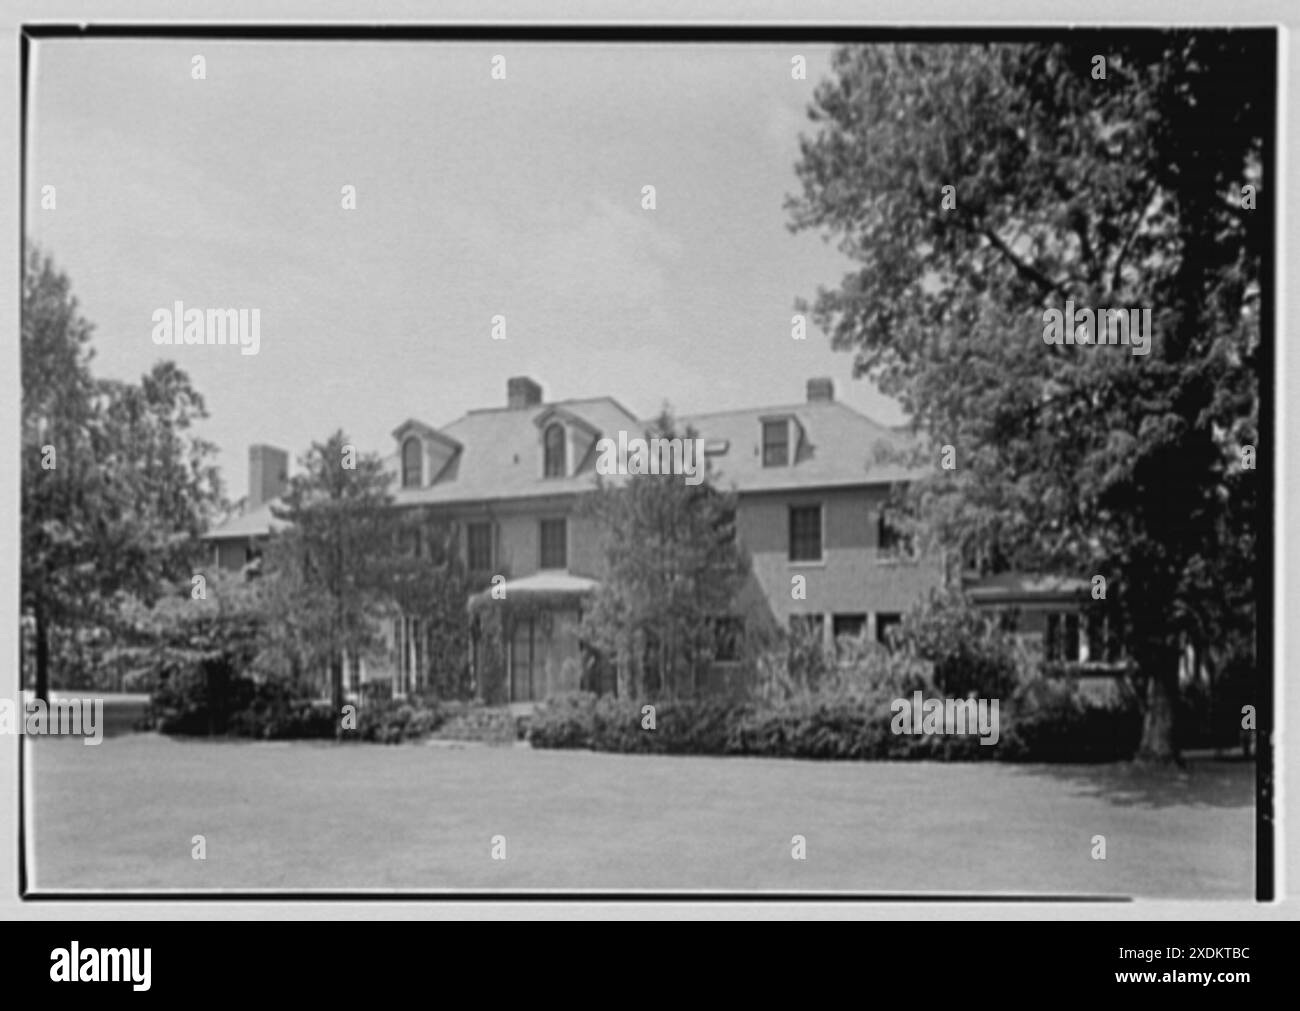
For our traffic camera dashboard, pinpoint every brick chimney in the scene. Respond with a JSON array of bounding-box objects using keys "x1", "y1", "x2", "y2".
[
  {"x1": 806, "y1": 377, "x2": 835, "y2": 403},
  {"x1": 248, "y1": 444, "x2": 288, "y2": 509},
  {"x1": 507, "y1": 376, "x2": 544, "y2": 410}
]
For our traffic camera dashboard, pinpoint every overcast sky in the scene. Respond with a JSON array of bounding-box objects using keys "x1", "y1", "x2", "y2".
[{"x1": 27, "y1": 39, "x2": 904, "y2": 500}]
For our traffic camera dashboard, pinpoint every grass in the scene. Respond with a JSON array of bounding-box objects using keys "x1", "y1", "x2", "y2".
[{"x1": 27, "y1": 733, "x2": 1254, "y2": 897}]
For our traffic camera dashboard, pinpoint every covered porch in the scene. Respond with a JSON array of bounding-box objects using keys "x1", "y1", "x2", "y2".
[{"x1": 467, "y1": 572, "x2": 609, "y2": 704}]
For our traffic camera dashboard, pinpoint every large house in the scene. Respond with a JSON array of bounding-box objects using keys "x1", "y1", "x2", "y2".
[{"x1": 203, "y1": 376, "x2": 1117, "y2": 702}]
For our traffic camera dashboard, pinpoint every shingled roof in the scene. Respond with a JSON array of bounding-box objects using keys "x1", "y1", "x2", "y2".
[
  {"x1": 205, "y1": 392, "x2": 927, "y2": 541},
  {"x1": 390, "y1": 397, "x2": 641, "y2": 506},
  {"x1": 676, "y1": 399, "x2": 925, "y2": 494}
]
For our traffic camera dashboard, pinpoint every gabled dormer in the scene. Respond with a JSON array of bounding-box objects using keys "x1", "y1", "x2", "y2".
[
  {"x1": 758, "y1": 380, "x2": 832, "y2": 467},
  {"x1": 759, "y1": 413, "x2": 806, "y2": 468},
  {"x1": 392, "y1": 419, "x2": 462, "y2": 489},
  {"x1": 533, "y1": 405, "x2": 602, "y2": 479}
]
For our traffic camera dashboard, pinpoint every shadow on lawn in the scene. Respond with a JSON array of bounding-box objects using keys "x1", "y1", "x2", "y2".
[{"x1": 1004, "y1": 757, "x2": 1256, "y2": 811}]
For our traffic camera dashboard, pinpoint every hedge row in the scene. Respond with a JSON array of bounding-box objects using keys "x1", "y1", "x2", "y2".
[
  {"x1": 527, "y1": 679, "x2": 1141, "y2": 763},
  {"x1": 143, "y1": 669, "x2": 496, "y2": 743},
  {"x1": 143, "y1": 673, "x2": 338, "y2": 739}
]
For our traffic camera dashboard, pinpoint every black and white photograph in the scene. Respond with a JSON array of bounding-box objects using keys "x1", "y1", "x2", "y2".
[{"x1": 3, "y1": 6, "x2": 1290, "y2": 947}]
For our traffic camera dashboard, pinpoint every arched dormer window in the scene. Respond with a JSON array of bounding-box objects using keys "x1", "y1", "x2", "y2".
[
  {"x1": 402, "y1": 436, "x2": 423, "y2": 488},
  {"x1": 543, "y1": 423, "x2": 565, "y2": 478}
]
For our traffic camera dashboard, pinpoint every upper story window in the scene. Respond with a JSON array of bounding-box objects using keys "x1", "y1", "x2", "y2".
[
  {"x1": 877, "y1": 511, "x2": 913, "y2": 559},
  {"x1": 540, "y1": 518, "x2": 567, "y2": 569},
  {"x1": 467, "y1": 522, "x2": 493, "y2": 572},
  {"x1": 402, "y1": 437, "x2": 422, "y2": 488},
  {"x1": 788, "y1": 504, "x2": 822, "y2": 562},
  {"x1": 762, "y1": 420, "x2": 789, "y2": 467},
  {"x1": 543, "y1": 423, "x2": 566, "y2": 478}
]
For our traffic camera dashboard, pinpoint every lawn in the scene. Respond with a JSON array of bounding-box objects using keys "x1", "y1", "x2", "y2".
[{"x1": 26, "y1": 734, "x2": 1254, "y2": 897}]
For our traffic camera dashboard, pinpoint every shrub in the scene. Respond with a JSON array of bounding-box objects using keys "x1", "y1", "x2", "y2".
[
  {"x1": 1177, "y1": 657, "x2": 1255, "y2": 752},
  {"x1": 119, "y1": 574, "x2": 266, "y2": 701},
  {"x1": 782, "y1": 618, "x2": 837, "y2": 694},
  {"x1": 430, "y1": 702, "x2": 516, "y2": 744},
  {"x1": 141, "y1": 667, "x2": 213, "y2": 735},
  {"x1": 348, "y1": 696, "x2": 447, "y2": 744},
  {"x1": 527, "y1": 692, "x2": 600, "y2": 749},
  {"x1": 754, "y1": 618, "x2": 939, "y2": 704},
  {"x1": 146, "y1": 664, "x2": 446, "y2": 743},
  {"x1": 143, "y1": 649, "x2": 460, "y2": 743},
  {"x1": 733, "y1": 693, "x2": 879, "y2": 759},
  {"x1": 591, "y1": 695, "x2": 651, "y2": 752},
  {"x1": 529, "y1": 674, "x2": 1141, "y2": 763},
  {"x1": 144, "y1": 666, "x2": 336, "y2": 739},
  {"x1": 530, "y1": 694, "x2": 757, "y2": 755},
  {"x1": 227, "y1": 693, "x2": 337, "y2": 740},
  {"x1": 999, "y1": 676, "x2": 1141, "y2": 762},
  {"x1": 533, "y1": 689, "x2": 886, "y2": 759},
  {"x1": 644, "y1": 697, "x2": 749, "y2": 755},
  {"x1": 829, "y1": 642, "x2": 934, "y2": 697},
  {"x1": 894, "y1": 589, "x2": 1020, "y2": 699},
  {"x1": 360, "y1": 680, "x2": 394, "y2": 705}
]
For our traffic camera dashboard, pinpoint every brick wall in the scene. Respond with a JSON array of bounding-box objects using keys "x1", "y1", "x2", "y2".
[{"x1": 736, "y1": 486, "x2": 942, "y2": 633}]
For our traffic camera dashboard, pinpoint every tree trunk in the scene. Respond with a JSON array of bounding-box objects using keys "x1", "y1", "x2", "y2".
[
  {"x1": 333, "y1": 531, "x2": 345, "y2": 736},
  {"x1": 616, "y1": 638, "x2": 631, "y2": 700},
  {"x1": 1136, "y1": 643, "x2": 1180, "y2": 763},
  {"x1": 663, "y1": 627, "x2": 672, "y2": 701},
  {"x1": 34, "y1": 605, "x2": 50, "y2": 704},
  {"x1": 331, "y1": 652, "x2": 344, "y2": 739},
  {"x1": 206, "y1": 660, "x2": 227, "y2": 736}
]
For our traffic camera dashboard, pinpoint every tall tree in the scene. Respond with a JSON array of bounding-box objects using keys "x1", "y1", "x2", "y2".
[
  {"x1": 267, "y1": 432, "x2": 410, "y2": 719},
  {"x1": 97, "y1": 361, "x2": 223, "y2": 591},
  {"x1": 579, "y1": 413, "x2": 750, "y2": 699},
  {"x1": 788, "y1": 36, "x2": 1265, "y2": 759},
  {"x1": 22, "y1": 244, "x2": 222, "y2": 700},
  {"x1": 21, "y1": 244, "x2": 100, "y2": 701},
  {"x1": 386, "y1": 510, "x2": 475, "y2": 700}
]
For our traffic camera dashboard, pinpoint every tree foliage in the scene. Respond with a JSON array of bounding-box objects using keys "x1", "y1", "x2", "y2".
[
  {"x1": 118, "y1": 570, "x2": 265, "y2": 697},
  {"x1": 266, "y1": 431, "x2": 407, "y2": 715},
  {"x1": 578, "y1": 413, "x2": 750, "y2": 699},
  {"x1": 788, "y1": 36, "x2": 1266, "y2": 758},
  {"x1": 21, "y1": 243, "x2": 222, "y2": 699},
  {"x1": 386, "y1": 511, "x2": 476, "y2": 700}
]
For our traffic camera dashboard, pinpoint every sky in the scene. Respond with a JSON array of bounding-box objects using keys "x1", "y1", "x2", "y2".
[{"x1": 26, "y1": 38, "x2": 904, "y2": 501}]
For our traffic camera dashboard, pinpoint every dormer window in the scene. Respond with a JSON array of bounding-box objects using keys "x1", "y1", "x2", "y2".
[
  {"x1": 392, "y1": 419, "x2": 461, "y2": 491},
  {"x1": 534, "y1": 407, "x2": 601, "y2": 481},
  {"x1": 762, "y1": 420, "x2": 789, "y2": 467},
  {"x1": 543, "y1": 422, "x2": 566, "y2": 478},
  {"x1": 402, "y1": 436, "x2": 423, "y2": 488}
]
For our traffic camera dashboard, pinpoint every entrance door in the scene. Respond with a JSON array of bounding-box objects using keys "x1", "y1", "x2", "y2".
[{"x1": 510, "y1": 617, "x2": 536, "y2": 701}]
